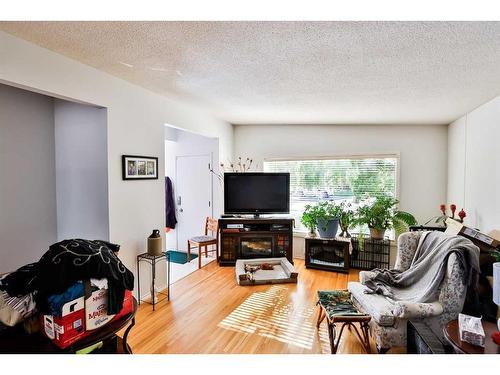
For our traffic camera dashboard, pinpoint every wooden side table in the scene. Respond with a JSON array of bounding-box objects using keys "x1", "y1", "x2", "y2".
[{"x1": 443, "y1": 319, "x2": 500, "y2": 354}]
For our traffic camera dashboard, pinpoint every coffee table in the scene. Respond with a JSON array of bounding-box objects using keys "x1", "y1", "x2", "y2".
[
  {"x1": 316, "y1": 290, "x2": 371, "y2": 354},
  {"x1": 443, "y1": 319, "x2": 500, "y2": 354}
]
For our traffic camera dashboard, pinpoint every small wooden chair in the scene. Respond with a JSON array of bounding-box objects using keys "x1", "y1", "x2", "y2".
[{"x1": 187, "y1": 217, "x2": 219, "y2": 269}]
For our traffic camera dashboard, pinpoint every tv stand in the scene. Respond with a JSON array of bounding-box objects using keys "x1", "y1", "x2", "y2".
[{"x1": 218, "y1": 217, "x2": 294, "y2": 266}]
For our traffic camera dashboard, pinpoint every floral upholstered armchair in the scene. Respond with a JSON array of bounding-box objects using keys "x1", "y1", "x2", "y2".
[{"x1": 347, "y1": 231, "x2": 468, "y2": 353}]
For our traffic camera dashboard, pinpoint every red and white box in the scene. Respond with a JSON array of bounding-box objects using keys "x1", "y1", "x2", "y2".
[
  {"x1": 41, "y1": 296, "x2": 86, "y2": 349},
  {"x1": 41, "y1": 279, "x2": 133, "y2": 349}
]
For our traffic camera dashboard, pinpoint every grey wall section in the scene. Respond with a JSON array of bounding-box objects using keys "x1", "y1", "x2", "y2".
[
  {"x1": 0, "y1": 84, "x2": 57, "y2": 272},
  {"x1": 54, "y1": 100, "x2": 109, "y2": 241}
]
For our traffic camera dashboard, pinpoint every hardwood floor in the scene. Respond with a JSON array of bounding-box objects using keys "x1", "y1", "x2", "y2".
[{"x1": 123, "y1": 259, "x2": 382, "y2": 354}]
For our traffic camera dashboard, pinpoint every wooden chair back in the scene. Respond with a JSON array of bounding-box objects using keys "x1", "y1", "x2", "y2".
[{"x1": 205, "y1": 217, "x2": 219, "y2": 239}]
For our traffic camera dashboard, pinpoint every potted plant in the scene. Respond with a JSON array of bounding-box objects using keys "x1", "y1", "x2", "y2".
[
  {"x1": 312, "y1": 201, "x2": 343, "y2": 238},
  {"x1": 338, "y1": 201, "x2": 355, "y2": 238},
  {"x1": 301, "y1": 204, "x2": 318, "y2": 237},
  {"x1": 354, "y1": 196, "x2": 417, "y2": 239}
]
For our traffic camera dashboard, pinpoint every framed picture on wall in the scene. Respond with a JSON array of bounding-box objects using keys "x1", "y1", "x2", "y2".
[{"x1": 122, "y1": 155, "x2": 158, "y2": 180}]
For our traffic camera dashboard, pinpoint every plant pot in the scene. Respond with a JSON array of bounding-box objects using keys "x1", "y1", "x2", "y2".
[
  {"x1": 369, "y1": 227, "x2": 386, "y2": 240},
  {"x1": 316, "y1": 218, "x2": 340, "y2": 239}
]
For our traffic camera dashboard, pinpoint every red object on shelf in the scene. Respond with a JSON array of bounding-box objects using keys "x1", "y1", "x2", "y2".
[
  {"x1": 492, "y1": 331, "x2": 500, "y2": 345},
  {"x1": 450, "y1": 204, "x2": 457, "y2": 219},
  {"x1": 458, "y1": 209, "x2": 467, "y2": 222},
  {"x1": 440, "y1": 204, "x2": 446, "y2": 215}
]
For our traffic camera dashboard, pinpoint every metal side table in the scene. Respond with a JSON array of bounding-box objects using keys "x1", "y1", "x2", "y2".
[{"x1": 136, "y1": 251, "x2": 170, "y2": 311}]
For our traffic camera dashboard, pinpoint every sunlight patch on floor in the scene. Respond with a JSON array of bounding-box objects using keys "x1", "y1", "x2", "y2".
[{"x1": 218, "y1": 285, "x2": 318, "y2": 349}]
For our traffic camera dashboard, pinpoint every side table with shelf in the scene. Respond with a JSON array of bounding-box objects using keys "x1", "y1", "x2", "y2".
[
  {"x1": 136, "y1": 252, "x2": 170, "y2": 311},
  {"x1": 350, "y1": 236, "x2": 390, "y2": 270},
  {"x1": 305, "y1": 237, "x2": 350, "y2": 273}
]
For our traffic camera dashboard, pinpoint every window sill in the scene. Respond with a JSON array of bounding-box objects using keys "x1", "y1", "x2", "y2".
[
  {"x1": 293, "y1": 230, "x2": 311, "y2": 238},
  {"x1": 293, "y1": 230, "x2": 397, "y2": 243}
]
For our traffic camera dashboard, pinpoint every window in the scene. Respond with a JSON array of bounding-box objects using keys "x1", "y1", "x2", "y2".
[{"x1": 263, "y1": 156, "x2": 398, "y2": 232}]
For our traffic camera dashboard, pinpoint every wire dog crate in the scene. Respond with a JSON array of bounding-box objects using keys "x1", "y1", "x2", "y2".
[{"x1": 349, "y1": 235, "x2": 390, "y2": 270}]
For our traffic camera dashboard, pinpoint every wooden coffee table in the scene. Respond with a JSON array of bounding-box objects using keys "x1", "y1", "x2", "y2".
[{"x1": 443, "y1": 319, "x2": 500, "y2": 354}]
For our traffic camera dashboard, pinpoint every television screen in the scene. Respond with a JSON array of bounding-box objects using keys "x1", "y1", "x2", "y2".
[{"x1": 224, "y1": 173, "x2": 290, "y2": 214}]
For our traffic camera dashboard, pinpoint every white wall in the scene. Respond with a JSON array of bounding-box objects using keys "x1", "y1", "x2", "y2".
[
  {"x1": 448, "y1": 96, "x2": 500, "y2": 233},
  {"x1": 0, "y1": 84, "x2": 57, "y2": 272},
  {"x1": 0, "y1": 31, "x2": 233, "y2": 295},
  {"x1": 234, "y1": 124, "x2": 448, "y2": 223},
  {"x1": 54, "y1": 99, "x2": 109, "y2": 241},
  {"x1": 447, "y1": 116, "x2": 467, "y2": 207},
  {"x1": 164, "y1": 127, "x2": 220, "y2": 250}
]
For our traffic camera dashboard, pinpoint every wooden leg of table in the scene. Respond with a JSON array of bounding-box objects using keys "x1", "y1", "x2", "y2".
[
  {"x1": 187, "y1": 241, "x2": 191, "y2": 262},
  {"x1": 122, "y1": 317, "x2": 135, "y2": 354},
  {"x1": 328, "y1": 322, "x2": 337, "y2": 354},
  {"x1": 332, "y1": 323, "x2": 349, "y2": 354},
  {"x1": 350, "y1": 322, "x2": 371, "y2": 354},
  {"x1": 316, "y1": 306, "x2": 326, "y2": 328}
]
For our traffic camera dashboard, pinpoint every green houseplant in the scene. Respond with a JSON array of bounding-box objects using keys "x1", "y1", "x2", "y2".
[
  {"x1": 313, "y1": 201, "x2": 343, "y2": 238},
  {"x1": 354, "y1": 196, "x2": 417, "y2": 239},
  {"x1": 301, "y1": 201, "x2": 343, "y2": 238},
  {"x1": 338, "y1": 201, "x2": 355, "y2": 238},
  {"x1": 301, "y1": 204, "x2": 318, "y2": 237}
]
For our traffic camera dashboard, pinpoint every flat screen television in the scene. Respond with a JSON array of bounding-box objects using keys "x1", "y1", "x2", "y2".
[{"x1": 224, "y1": 172, "x2": 290, "y2": 215}]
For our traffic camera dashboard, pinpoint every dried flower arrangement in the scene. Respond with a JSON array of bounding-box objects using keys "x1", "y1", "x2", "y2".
[{"x1": 209, "y1": 157, "x2": 258, "y2": 185}]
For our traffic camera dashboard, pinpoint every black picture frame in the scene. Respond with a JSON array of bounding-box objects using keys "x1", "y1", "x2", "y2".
[{"x1": 122, "y1": 155, "x2": 158, "y2": 180}]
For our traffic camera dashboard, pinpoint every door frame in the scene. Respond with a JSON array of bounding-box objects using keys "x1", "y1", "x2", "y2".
[{"x1": 174, "y1": 153, "x2": 214, "y2": 251}]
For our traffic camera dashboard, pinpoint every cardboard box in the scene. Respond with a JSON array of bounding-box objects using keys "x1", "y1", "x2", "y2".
[
  {"x1": 85, "y1": 279, "x2": 115, "y2": 331},
  {"x1": 41, "y1": 296, "x2": 86, "y2": 349},
  {"x1": 41, "y1": 279, "x2": 133, "y2": 349}
]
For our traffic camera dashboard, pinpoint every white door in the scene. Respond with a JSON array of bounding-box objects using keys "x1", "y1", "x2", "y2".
[{"x1": 175, "y1": 154, "x2": 212, "y2": 252}]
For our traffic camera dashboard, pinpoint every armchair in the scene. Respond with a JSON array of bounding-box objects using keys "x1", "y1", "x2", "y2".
[{"x1": 348, "y1": 231, "x2": 468, "y2": 353}]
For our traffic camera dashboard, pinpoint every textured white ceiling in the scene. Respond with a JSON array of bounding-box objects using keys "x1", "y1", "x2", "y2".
[{"x1": 2, "y1": 21, "x2": 500, "y2": 125}]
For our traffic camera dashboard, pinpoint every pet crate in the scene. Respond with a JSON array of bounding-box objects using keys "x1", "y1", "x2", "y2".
[{"x1": 349, "y1": 235, "x2": 390, "y2": 270}]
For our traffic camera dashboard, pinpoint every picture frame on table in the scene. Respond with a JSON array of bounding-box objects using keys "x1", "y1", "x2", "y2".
[{"x1": 122, "y1": 155, "x2": 158, "y2": 180}]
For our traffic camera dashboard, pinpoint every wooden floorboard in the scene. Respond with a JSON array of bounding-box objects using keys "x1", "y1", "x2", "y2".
[{"x1": 122, "y1": 259, "x2": 387, "y2": 354}]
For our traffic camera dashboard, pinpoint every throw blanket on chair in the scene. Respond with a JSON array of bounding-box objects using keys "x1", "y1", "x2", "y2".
[{"x1": 363, "y1": 231, "x2": 480, "y2": 303}]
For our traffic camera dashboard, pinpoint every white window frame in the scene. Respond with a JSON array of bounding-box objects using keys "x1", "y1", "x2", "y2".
[{"x1": 263, "y1": 153, "x2": 401, "y2": 235}]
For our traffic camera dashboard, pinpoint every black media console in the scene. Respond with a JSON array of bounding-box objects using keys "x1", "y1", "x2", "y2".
[{"x1": 218, "y1": 217, "x2": 294, "y2": 266}]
